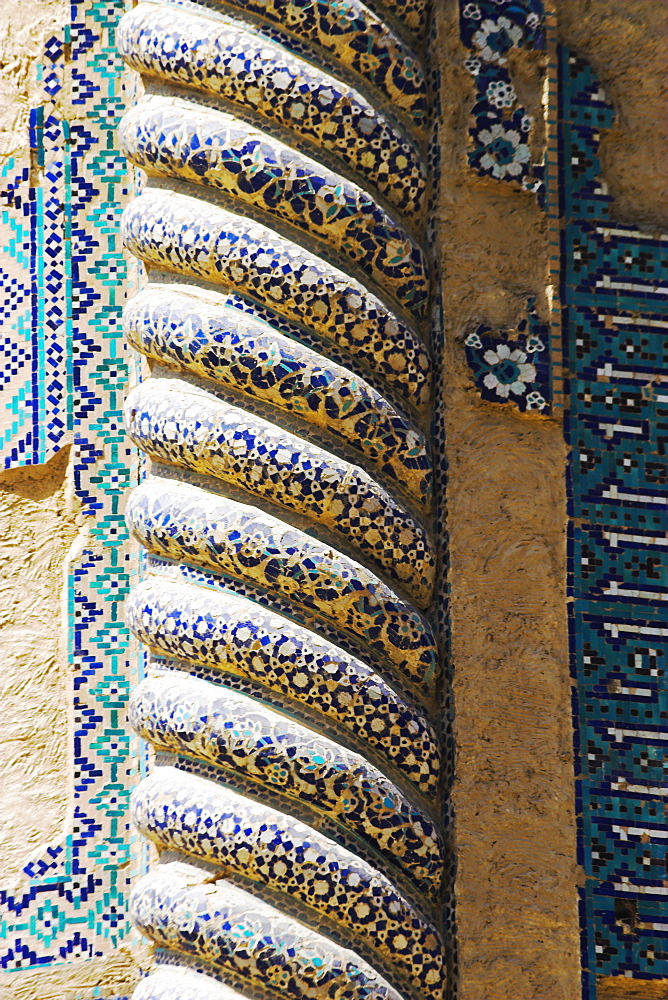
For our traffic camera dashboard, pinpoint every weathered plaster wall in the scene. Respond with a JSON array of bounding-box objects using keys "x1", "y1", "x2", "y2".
[
  {"x1": 0, "y1": 449, "x2": 81, "y2": 889},
  {"x1": 557, "y1": 0, "x2": 668, "y2": 232},
  {"x1": 434, "y1": 4, "x2": 580, "y2": 998},
  {"x1": 437, "y1": 2, "x2": 668, "y2": 999},
  {"x1": 0, "y1": 0, "x2": 68, "y2": 159},
  {"x1": 0, "y1": 0, "x2": 73, "y2": 898},
  {"x1": 0, "y1": 950, "x2": 143, "y2": 1000}
]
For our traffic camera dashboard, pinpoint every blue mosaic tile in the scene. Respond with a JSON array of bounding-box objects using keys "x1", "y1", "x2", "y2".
[
  {"x1": 464, "y1": 298, "x2": 551, "y2": 411},
  {"x1": 114, "y1": 2, "x2": 448, "y2": 997},
  {"x1": 459, "y1": 0, "x2": 544, "y2": 195},
  {"x1": 558, "y1": 46, "x2": 668, "y2": 994},
  {"x1": 0, "y1": 0, "x2": 142, "y2": 988}
]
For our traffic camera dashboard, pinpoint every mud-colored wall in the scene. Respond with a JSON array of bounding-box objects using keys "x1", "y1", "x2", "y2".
[
  {"x1": 558, "y1": 0, "x2": 668, "y2": 232},
  {"x1": 434, "y1": 4, "x2": 580, "y2": 997},
  {"x1": 437, "y1": 2, "x2": 668, "y2": 999},
  {"x1": 0, "y1": 951, "x2": 142, "y2": 1000}
]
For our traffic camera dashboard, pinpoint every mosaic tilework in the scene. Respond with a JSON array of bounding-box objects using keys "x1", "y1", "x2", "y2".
[
  {"x1": 121, "y1": 189, "x2": 431, "y2": 410},
  {"x1": 117, "y1": 96, "x2": 428, "y2": 320},
  {"x1": 117, "y1": 3, "x2": 426, "y2": 221},
  {"x1": 130, "y1": 674, "x2": 444, "y2": 891},
  {"x1": 558, "y1": 49, "x2": 668, "y2": 995},
  {"x1": 0, "y1": 107, "x2": 67, "y2": 467},
  {"x1": 185, "y1": 0, "x2": 429, "y2": 135},
  {"x1": 124, "y1": 379, "x2": 435, "y2": 603},
  {"x1": 123, "y1": 284, "x2": 432, "y2": 507},
  {"x1": 131, "y1": 767, "x2": 444, "y2": 998},
  {"x1": 133, "y1": 863, "x2": 407, "y2": 1000},
  {"x1": 0, "y1": 0, "x2": 141, "y2": 984},
  {"x1": 459, "y1": 1, "x2": 552, "y2": 417},
  {"x1": 126, "y1": 576, "x2": 440, "y2": 795},
  {"x1": 464, "y1": 298, "x2": 550, "y2": 412},
  {"x1": 118, "y1": 1, "x2": 445, "y2": 997},
  {"x1": 126, "y1": 481, "x2": 439, "y2": 699},
  {"x1": 459, "y1": 0, "x2": 544, "y2": 195}
]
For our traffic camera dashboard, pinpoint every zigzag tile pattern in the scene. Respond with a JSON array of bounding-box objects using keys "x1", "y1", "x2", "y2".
[{"x1": 118, "y1": 2, "x2": 444, "y2": 997}]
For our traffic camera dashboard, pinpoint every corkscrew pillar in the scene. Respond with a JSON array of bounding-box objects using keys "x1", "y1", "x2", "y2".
[{"x1": 118, "y1": 2, "x2": 444, "y2": 997}]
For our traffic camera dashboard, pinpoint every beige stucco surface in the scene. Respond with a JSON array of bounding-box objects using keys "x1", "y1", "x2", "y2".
[
  {"x1": 0, "y1": 0, "x2": 68, "y2": 158},
  {"x1": 0, "y1": 450, "x2": 82, "y2": 889},
  {"x1": 0, "y1": 950, "x2": 145, "y2": 1000},
  {"x1": 434, "y1": 5, "x2": 579, "y2": 997},
  {"x1": 558, "y1": 0, "x2": 668, "y2": 232}
]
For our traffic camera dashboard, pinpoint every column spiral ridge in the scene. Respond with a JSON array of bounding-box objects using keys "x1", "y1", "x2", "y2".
[{"x1": 117, "y1": 2, "x2": 444, "y2": 997}]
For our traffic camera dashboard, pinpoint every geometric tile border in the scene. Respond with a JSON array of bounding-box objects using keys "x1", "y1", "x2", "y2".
[
  {"x1": 558, "y1": 47, "x2": 668, "y2": 995},
  {"x1": 0, "y1": 0, "x2": 141, "y2": 983}
]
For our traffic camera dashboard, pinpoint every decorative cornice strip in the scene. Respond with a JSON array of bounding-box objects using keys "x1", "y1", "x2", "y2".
[
  {"x1": 123, "y1": 285, "x2": 432, "y2": 508},
  {"x1": 118, "y1": 4, "x2": 426, "y2": 220},
  {"x1": 126, "y1": 578, "x2": 440, "y2": 795},
  {"x1": 118, "y1": 0, "x2": 443, "y2": 995}
]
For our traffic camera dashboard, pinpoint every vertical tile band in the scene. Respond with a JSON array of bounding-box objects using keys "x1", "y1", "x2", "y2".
[
  {"x1": 557, "y1": 48, "x2": 668, "y2": 995},
  {"x1": 117, "y1": 3, "x2": 446, "y2": 999}
]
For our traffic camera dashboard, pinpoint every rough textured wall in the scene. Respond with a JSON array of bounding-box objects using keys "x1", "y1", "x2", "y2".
[
  {"x1": 0, "y1": 0, "x2": 67, "y2": 158},
  {"x1": 0, "y1": 449, "x2": 79, "y2": 888},
  {"x1": 557, "y1": 0, "x2": 668, "y2": 232},
  {"x1": 434, "y1": 3, "x2": 580, "y2": 998},
  {"x1": 439, "y1": 2, "x2": 668, "y2": 999},
  {"x1": 0, "y1": 951, "x2": 141, "y2": 1000}
]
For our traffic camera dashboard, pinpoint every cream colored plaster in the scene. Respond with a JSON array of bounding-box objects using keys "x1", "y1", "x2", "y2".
[
  {"x1": 0, "y1": 447, "x2": 83, "y2": 891},
  {"x1": 0, "y1": 0, "x2": 68, "y2": 161},
  {"x1": 0, "y1": 947, "x2": 149, "y2": 1000}
]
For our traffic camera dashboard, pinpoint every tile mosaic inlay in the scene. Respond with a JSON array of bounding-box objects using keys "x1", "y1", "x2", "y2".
[
  {"x1": 117, "y1": 3, "x2": 427, "y2": 222},
  {"x1": 117, "y1": 1, "x2": 444, "y2": 998},
  {"x1": 459, "y1": 0, "x2": 544, "y2": 195},
  {"x1": 557, "y1": 49, "x2": 668, "y2": 996},
  {"x1": 122, "y1": 284, "x2": 432, "y2": 507},
  {"x1": 0, "y1": 0, "x2": 142, "y2": 982},
  {"x1": 464, "y1": 299, "x2": 551, "y2": 412}
]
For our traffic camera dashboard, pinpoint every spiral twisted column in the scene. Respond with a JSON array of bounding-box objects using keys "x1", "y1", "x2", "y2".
[{"x1": 117, "y1": 2, "x2": 444, "y2": 998}]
